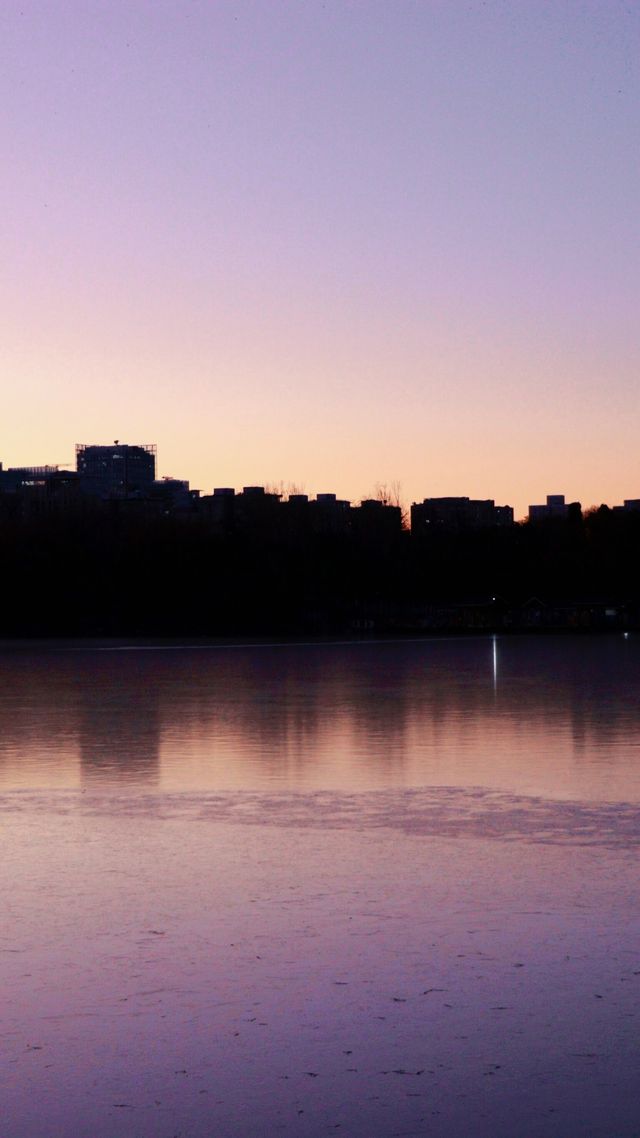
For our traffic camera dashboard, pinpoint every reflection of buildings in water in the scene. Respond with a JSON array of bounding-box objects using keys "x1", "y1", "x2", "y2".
[
  {"x1": 339, "y1": 648, "x2": 411, "y2": 776},
  {"x1": 152, "y1": 645, "x2": 413, "y2": 784},
  {"x1": 75, "y1": 642, "x2": 508, "y2": 789},
  {"x1": 157, "y1": 648, "x2": 337, "y2": 784},
  {"x1": 249, "y1": 645, "x2": 410, "y2": 779},
  {"x1": 0, "y1": 654, "x2": 82, "y2": 785},
  {"x1": 55, "y1": 636, "x2": 640, "y2": 791},
  {"x1": 200, "y1": 643, "x2": 517, "y2": 782},
  {"x1": 78, "y1": 658, "x2": 161, "y2": 786},
  {"x1": 566, "y1": 637, "x2": 640, "y2": 758},
  {"x1": 0, "y1": 652, "x2": 161, "y2": 788},
  {"x1": 401, "y1": 635, "x2": 640, "y2": 771},
  {"x1": 157, "y1": 640, "x2": 512, "y2": 784},
  {"x1": 481, "y1": 635, "x2": 640, "y2": 759}
]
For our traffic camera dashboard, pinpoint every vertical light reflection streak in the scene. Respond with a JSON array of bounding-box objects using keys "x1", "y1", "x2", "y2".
[{"x1": 492, "y1": 635, "x2": 498, "y2": 693}]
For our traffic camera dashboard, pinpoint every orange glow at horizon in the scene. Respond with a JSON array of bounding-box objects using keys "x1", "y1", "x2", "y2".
[{"x1": 2, "y1": 3, "x2": 639, "y2": 521}]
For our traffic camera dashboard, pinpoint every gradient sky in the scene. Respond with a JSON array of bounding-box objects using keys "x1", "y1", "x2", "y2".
[{"x1": 2, "y1": 1, "x2": 638, "y2": 517}]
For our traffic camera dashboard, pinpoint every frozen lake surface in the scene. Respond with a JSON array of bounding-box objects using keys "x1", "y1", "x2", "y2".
[{"x1": 2, "y1": 636, "x2": 640, "y2": 1137}]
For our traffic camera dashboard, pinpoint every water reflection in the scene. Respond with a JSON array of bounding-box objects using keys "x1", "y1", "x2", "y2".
[
  {"x1": 0, "y1": 653, "x2": 81, "y2": 786},
  {"x1": 492, "y1": 633, "x2": 498, "y2": 691},
  {"x1": 0, "y1": 636, "x2": 639, "y2": 800},
  {"x1": 3, "y1": 636, "x2": 640, "y2": 1138},
  {"x1": 77, "y1": 655, "x2": 161, "y2": 786}
]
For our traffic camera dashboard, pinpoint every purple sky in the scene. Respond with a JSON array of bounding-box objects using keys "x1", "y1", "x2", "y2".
[{"x1": 2, "y1": 1, "x2": 638, "y2": 516}]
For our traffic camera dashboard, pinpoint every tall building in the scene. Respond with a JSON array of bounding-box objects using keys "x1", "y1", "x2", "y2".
[{"x1": 76, "y1": 443, "x2": 156, "y2": 497}]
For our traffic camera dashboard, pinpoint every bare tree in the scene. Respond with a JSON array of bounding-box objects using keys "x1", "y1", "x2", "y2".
[
  {"x1": 265, "y1": 480, "x2": 306, "y2": 500},
  {"x1": 371, "y1": 481, "x2": 408, "y2": 528}
]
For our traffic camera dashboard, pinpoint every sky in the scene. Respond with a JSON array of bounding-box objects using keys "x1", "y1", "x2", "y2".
[{"x1": 2, "y1": 0, "x2": 638, "y2": 518}]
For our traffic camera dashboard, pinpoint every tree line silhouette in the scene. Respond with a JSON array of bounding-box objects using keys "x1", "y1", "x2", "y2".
[{"x1": 1, "y1": 500, "x2": 639, "y2": 636}]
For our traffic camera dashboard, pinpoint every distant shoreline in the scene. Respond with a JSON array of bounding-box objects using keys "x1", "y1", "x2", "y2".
[{"x1": 0, "y1": 626, "x2": 634, "y2": 652}]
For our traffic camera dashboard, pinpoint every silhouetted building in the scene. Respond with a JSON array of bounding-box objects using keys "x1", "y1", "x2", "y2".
[
  {"x1": 235, "y1": 486, "x2": 282, "y2": 535},
  {"x1": 528, "y1": 494, "x2": 568, "y2": 522},
  {"x1": 0, "y1": 464, "x2": 81, "y2": 516},
  {"x1": 199, "y1": 487, "x2": 237, "y2": 534},
  {"x1": 612, "y1": 499, "x2": 640, "y2": 515},
  {"x1": 353, "y1": 499, "x2": 403, "y2": 541},
  {"x1": 76, "y1": 442, "x2": 156, "y2": 497},
  {"x1": 494, "y1": 505, "x2": 514, "y2": 526},
  {"x1": 411, "y1": 497, "x2": 513, "y2": 535},
  {"x1": 279, "y1": 494, "x2": 313, "y2": 543},
  {"x1": 311, "y1": 493, "x2": 352, "y2": 536},
  {"x1": 150, "y1": 477, "x2": 194, "y2": 512},
  {"x1": 0, "y1": 464, "x2": 65, "y2": 492}
]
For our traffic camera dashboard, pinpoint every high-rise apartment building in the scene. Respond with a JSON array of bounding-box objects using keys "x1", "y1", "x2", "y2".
[{"x1": 76, "y1": 443, "x2": 156, "y2": 496}]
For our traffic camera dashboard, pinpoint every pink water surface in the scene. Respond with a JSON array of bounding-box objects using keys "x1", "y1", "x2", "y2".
[{"x1": 2, "y1": 637, "x2": 640, "y2": 1136}]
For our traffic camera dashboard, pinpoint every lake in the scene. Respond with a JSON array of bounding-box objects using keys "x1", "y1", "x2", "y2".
[{"x1": 2, "y1": 635, "x2": 640, "y2": 1137}]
